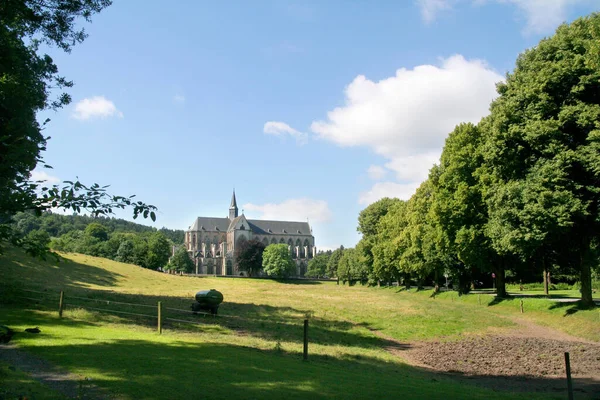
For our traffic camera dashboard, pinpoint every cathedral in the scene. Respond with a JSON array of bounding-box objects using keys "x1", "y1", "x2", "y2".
[{"x1": 185, "y1": 191, "x2": 316, "y2": 276}]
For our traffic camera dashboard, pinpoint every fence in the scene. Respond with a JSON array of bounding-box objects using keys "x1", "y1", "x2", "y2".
[{"x1": 12, "y1": 288, "x2": 311, "y2": 360}]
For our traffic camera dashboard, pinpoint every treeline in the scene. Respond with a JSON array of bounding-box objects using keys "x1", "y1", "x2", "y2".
[
  {"x1": 10, "y1": 211, "x2": 186, "y2": 271},
  {"x1": 332, "y1": 15, "x2": 600, "y2": 305},
  {"x1": 11, "y1": 211, "x2": 184, "y2": 244}
]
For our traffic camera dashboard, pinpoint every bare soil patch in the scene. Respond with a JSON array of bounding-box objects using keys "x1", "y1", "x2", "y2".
[{"x1": 370, "y1": 317, "x2": 600, "y2": 398}]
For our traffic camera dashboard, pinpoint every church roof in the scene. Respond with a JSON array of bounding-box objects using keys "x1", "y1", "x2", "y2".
[
  {"x1": 190, "y1": 217, "x2": 230, "y2": 232},
  {"x1": 230, "y1": 190, "x2": 238, "y2": 209},
  {"x1": 190, "y1": 216, "x2": 312, "y2": 236},
  {"x1": 248, "y1": 219, "x2": 312, "y2": 236}
]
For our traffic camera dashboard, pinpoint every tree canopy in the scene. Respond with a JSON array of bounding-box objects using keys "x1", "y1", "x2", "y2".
[
  {"x1": 262, "y1": 244, "x2": 296, "y2": 278},
  {"x1": 235, "y1": 239, "x2": 265, "y2": 277}
]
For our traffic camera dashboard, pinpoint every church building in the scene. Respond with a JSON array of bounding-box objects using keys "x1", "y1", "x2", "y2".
[{"x1": 185, "y1": 191, "x2": 316, "y2": 276}]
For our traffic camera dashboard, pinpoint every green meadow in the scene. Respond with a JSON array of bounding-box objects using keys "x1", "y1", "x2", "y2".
[{"x1": 1, "y1": 247, "x2": 598, "y2": 399}]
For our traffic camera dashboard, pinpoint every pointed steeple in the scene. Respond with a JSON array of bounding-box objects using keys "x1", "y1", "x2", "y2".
[{"x1": 229, "y1": 190, "x2": 238, "y2": 220}]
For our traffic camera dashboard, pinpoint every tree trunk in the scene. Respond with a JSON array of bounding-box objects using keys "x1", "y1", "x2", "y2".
[
  {"x1": 494, "y1": 259, "x2": 507, "y2": 298},
  {"x1": 580, "y1": 245, "x2": 593, "y2": 306},
  {"x1": 542, "y1": 257, "x2": 549, "y2": 296}
]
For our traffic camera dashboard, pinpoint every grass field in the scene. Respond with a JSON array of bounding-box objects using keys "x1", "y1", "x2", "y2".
[{"x1": 1, "y1": 247, "x2": 598, "y2": 399}]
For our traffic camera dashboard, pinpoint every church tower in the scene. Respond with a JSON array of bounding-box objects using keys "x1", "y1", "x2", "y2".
[{"x1": 229, "y1": 190, "x2": 238, "y2": 220}]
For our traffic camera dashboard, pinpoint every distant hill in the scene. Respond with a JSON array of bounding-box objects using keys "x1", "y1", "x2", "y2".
[{"x1": 11, "y1": 211, "x2": 184, "y2": 244}]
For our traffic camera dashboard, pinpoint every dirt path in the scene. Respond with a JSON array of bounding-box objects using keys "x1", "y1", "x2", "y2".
[
  {"x1": 0, "y1": 344, "x2": 110, "y2": 399},
  {"x1": 369, "y1": 317, "x2": 600, "y2": 398}
]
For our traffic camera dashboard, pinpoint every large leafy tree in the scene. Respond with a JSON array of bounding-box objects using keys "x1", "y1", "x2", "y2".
[
  {"x1": 306, "y1": 252, "x2": 330, "y2": 278},
  {"x1": 234, "y1": 239, "x2": 265, "y2": 277},
  {"x1": 1, "y1": 0, "x2": 155, "y2": 255},
  {"x1": 482, "y1": 14, "x2": 600, "y2": 305},
  {"x1": 356, "y1": 197, "x2": 400, "y2": 283},
  {"x1": 167, "y1": 246, "x2": 194, "y2": 273},
  {"x1": 146, "y1": 232, "x2": 170, "y2": 270},
  {"x1": 326, "y1": 246, "x2": 345, "y2": 278},
  {"x1": 262, "y1": 244, "x2": 296, "y2": 278},
  {"x1": 432, "y1": 122, "x2": 506, "y2": 295}
]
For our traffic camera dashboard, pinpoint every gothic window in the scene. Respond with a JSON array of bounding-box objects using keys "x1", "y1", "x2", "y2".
[
  {"x1": 279, "y1": 238, "x2": 285, "y2": 244},
  {"x1": 240, "y1": 224, "x2": 245, "y2": 230},
  {"x1": 262, "y1": 237, "x2": 268, "y2": 246},
  {"x1": 271, "y1": 238, "x2": 277, "y2": 244}
]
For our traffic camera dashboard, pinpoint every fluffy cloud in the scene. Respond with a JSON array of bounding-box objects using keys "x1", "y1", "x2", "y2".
[
  {"x1": 367, "y1": 165, "x2": 387, "y2": 181},
  {"x1": 311, "y1": 55, "x2": 502, "y2": 205},
  {"x1": 72, "y1": 96, "x2": 123, "y2": 120},
  {"x1": 417, "y1": 0, "x2": 586, "y2": 34},
  {"x1": 358, "y1": 182, "x2": 422, "y2": 205},
  {"x1": 243, "y1": 198, "x2": 332, "y2": 223},
  {"x1": 263, "y1": 121, "x2": 308, "y2": 144},
  {"x1": 173, "y1": 94, "x2": 186, "y2": 104},
  {"x1": 30, "y1": 169, "x2": 60, "y2": 184}
]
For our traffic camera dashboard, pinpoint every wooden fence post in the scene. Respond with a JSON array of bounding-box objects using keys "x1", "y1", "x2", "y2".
[
  {"x1": 58, "y1": 290, "x2": 64, "y2": 318},
  {"x1": 565, "y1": 352, "x2": 573, "y2": 400},
  {"x1": 157, "y1": 301, "x2": 162, "y2": 334},
  {"x1": 520, "y1": 299, "x2": 524, "y2": 313},
  {"x1": 303, "y1": 319, "x2": 308, "y2": 361}
]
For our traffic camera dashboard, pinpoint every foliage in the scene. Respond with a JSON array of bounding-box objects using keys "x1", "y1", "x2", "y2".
[
  {"x1": 481, "y1": 13, "x2": 600, "y2": 304},
  {"x1": 166, "y1": 246, "x2": 194, "y2": 273},
  {"x1": 326, "y1": 246, "x2": 344, "y2": 278},
  {"x1": 306, "y1": 252, "x2": 330, "y2": 278},
  {"x1": 337, "y1": 248, "x2": 369, "y2": 284},
  {"x1": 234, "y1": 239, "x2": 265, "y2": 277},
  {"x1": 146, "y1": 232, "x2": 170, "y2": 270},
  {"x1": 84, "y1": 222, "x2": 108, "y2": 241},
  {"x1": 262, "y1": 244, "x2": 296, "y2": 278}
]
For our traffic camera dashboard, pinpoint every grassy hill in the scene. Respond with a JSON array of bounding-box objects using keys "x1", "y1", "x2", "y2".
[{"x1": 1, "y1": 247, "x2": 598, "y2": 399}]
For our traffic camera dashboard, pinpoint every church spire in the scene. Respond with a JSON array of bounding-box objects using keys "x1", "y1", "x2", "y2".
[{"x1": 229, "y1": 190, "x2": 238, "y2": 220}]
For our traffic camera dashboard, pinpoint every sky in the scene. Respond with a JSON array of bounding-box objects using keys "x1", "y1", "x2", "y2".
[{"x1": 35, "y1": 0, "x2": 599, "y2": 251}]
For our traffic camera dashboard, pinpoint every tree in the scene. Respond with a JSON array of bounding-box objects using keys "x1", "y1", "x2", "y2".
[
  {"x1": 337, "y1": 248, "x2": 368, "y2": 284},
  {"x1": 306, "y1": 253, "x2": 330, "y2": 278},
  {"x1": 84, "y1": 222, "x2": 108, "y2": 241},
  {"x1": 116, "y1": 239, "x2": 135, "y2": 264},
  {"x1": 167, "y1": 246, "x2": 194, "y2": 273},
  {"x1": 357, "y1": 198, "x2": 400, "y2": 283},
  {"x1": 326, "y1": 246, "x2": 344, "y2": 278},
  {"x1": 146, "y1": 232, "x2": 170, "y2": 270},
  {"x1": 481, "y1": 14, "x2": 600, "y2": 305},
  {"x1": 0, "y1": 0, "x2": 156, "y2": 257},
  {"x1": 431, "y1": 123, "x2": 505, "y2": 295},
  {"x1": 262, "y1": 244, "x2": 296, "y2": 278},
  {"x1": 234, "y1": 239, "x2": 265, "y2": 277}
]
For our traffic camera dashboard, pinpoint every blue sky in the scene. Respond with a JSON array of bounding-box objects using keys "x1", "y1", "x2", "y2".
[{"x1": 35, "y1": 0, "x2": 598, "y2": 250}]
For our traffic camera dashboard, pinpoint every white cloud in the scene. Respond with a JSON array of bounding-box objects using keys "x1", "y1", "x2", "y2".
[
  {"x1": 243, "y1": 198, "x2": 332, "y2": 223},
  {"x1": 310, "y1": 55, "x2": 502, "y2": 205},
  {"x1": 367, "y1": 165, "x2": 387, "y2": 181},
  {"x1": 72, "y1": 96, "x2": 123, "y2": 120},
  {"x1": 173, "y1": 94, "x2": 185, "y2": 104},
  {"x1": 506, "y1": 0, "x2": 584, "y2": 34},
  {"x1": 30, "y1": 169, "x2": 60, "y2": 184},
  {"x1": 358, "y1": 182, "x2": 421, "y2": 205},
  {"x1": 418, "y1": 0, "x2": 456, "y2": 23},
  {"x1": 263, "y1": 121, "x2": 308, "y2": 144},
  {"x1": 417, "y1": 0, "x2": 586, "y2": 34}
]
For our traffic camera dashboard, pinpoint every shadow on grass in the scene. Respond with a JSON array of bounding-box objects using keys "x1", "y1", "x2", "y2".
[
  {"x1": 2, "y1": 309, "x2": 598, "y2": 400},
  {"x1": 0, "y1": 247, "x2": 123, "y2": 290},
  {"x1": 548, "y1": 301, "x2": 597, "y2": 316}
]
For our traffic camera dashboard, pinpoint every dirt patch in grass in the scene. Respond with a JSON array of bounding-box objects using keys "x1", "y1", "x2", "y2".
[{"x1": 367, "y1": 316, "x2": 600, "y2": 398}]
